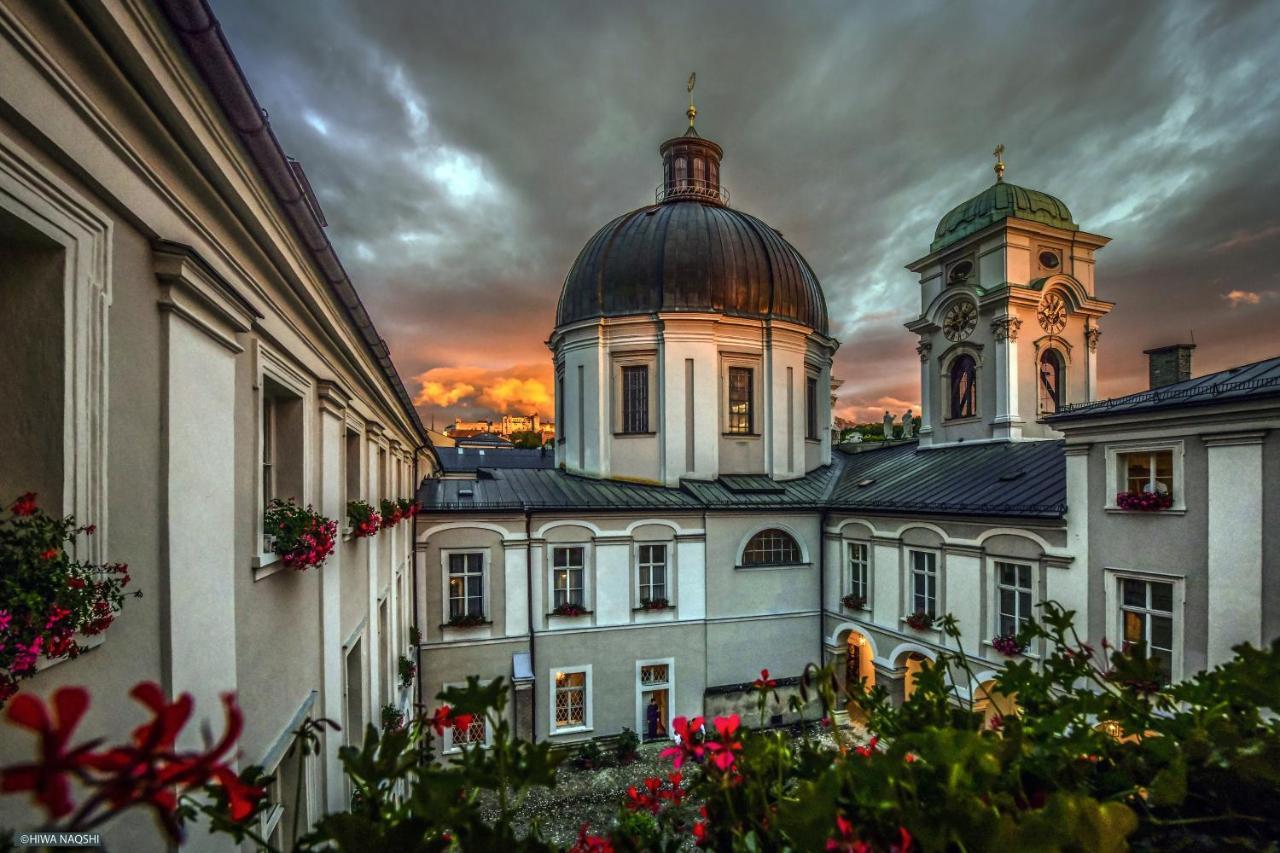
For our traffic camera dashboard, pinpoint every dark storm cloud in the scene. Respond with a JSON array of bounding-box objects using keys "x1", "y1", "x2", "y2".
[{"x1": 212, "y1": 0, "x2": 1280, "y2": 423}]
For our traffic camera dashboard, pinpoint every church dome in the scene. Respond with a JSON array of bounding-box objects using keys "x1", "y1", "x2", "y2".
[
  {"x1": 932, "y1": 181, "x2": 1076, "y2": 253},
  {"x1": 555, "y1": 127, "x2": 829, "y2": 336}
]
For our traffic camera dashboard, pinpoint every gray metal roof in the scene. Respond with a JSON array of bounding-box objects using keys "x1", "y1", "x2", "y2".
[
  {"x1": 420, "y1": 468, "x2": 704, "y2": 512},
  {"x1": 419, "y1": 440, "x2": 1067, "y2": 519},
  {"x1": 1049, "y1": 354, "x2": 1280, "y2": 421},
  {"x1": 829, "y1": 440, "x2": 1066, "y2": 518},
  {"x1": 436, "y1": 447, "x2": 556, "y2": 475}
]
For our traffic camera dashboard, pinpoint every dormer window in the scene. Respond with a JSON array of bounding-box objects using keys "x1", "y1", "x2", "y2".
[{"x1": 948, "y1": 260, "x2": 973, "y2": 284}]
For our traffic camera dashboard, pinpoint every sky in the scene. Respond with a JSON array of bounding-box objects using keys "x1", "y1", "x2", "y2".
[{"x1": 213, "y1": 0, "x2": 1280, "y2": 427}]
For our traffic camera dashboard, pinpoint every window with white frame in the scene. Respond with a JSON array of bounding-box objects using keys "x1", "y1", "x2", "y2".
[
  {"x1": 553, "y1": 546, "x2": 585, "y2": 608},
  {"x1": 909, "y1": 550, "x2": 937, "y2": 617},
  {"x1": 344, "y1": 427, "x2": 362, "y2": 505},
  {"x1": 553, "y1": 668, "x2": 590, "y2": 731},
  {"x1": 620, "y1": 364, "x2": 650, "y2": 433},
  {"x1": 742, "y1": 529, "x2": 802, "y2": 566},
  {"x1": 447, "y1": 552, "x2": 485, "y2": 620},
  {"x1": 1121, "y1": 449, "x2": 1174, "y2": 500},
  {"x1": 727, "y1": 366, "x2": 754, "y2": 434},
  {"x1": 995, "y1": 561, "x2": 1033, "y2": 637},
  {"x1": 260, "y1": 376, "x2": 304, "y2": 553},
  {"x1": 1120, "y1": 578, "x2": 1175, "y2": 683},
  {"x1": 805, "y1": 374, "x2": 820, "y2": 440},
  {"x1": 637, "y1": 544, "x2": 668, "y2": 605},
  {"x1": 847, "y1": 542, "x2": 869, "y2": 603}
]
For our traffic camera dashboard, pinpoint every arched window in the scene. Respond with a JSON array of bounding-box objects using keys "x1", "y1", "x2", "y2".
[
  {"x1": 692, "y1": 157, "x2": 705, "y2": 184},
  {"x1": 949, "y1": 355, "x2": 977, "y2": 419},
  {"x1": 742, "y1": 529, "x2": 802, "y2": 566},
  {"x1": 674, "y1": 157, "x2": 688, "y2": 187},
  {"x1": 1039, "y1": 349, "x2": 1065, "y2": 413},
  {"x1": 708, "y1": 160, "x2": 718, "y2": 188}
]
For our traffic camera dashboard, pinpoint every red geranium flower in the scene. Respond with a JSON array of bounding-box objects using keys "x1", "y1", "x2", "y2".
[
  {"x1": 753, "y1": 668, "x2": 777, "y2": 690},
  {"x1": 706, "y1": 714, "x2": 742, "y2": 771},
  {"x1": 660, "y1": 715, "x2": 706, "y2": 768},
  {"x1": 430, "y1": 705, "x2": 455, "y2": 736},
  {"x1": 10, "y1": 492, "x2": 38, "y2": 516},
  {"x1": 0, "y1": 687, "x2": 97, "y2": 819}
]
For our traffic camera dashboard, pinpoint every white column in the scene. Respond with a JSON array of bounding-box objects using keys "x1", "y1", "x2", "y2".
[
  {"x1": 504, "y1": 540, "x2": 530, "y2": 637},
  {"x1": 991, "y1": 316, "x2": 1022, "y2": 440},
  {"x1": 871, "y1": 540, "x2": 900, "y2": 628},
  {"x1": 675, "y1": 536, "x2": 706, "y2": 620},
  {"x1": 916, "y1": 339, "x2": 933, "y2": 445},
  {"x1": 1205, "y1": 433, "x2": 1265, "y2": 665},
  {"x1": 593, "y1": 539, "x2": 631, "y2": 625},
  {"x1": 156, "y1": 247, "x2": 252, "y2": 853},
  {"x1": 943, "y1": 547, "x2": 983, "y2": 656},
  {"x1": 316, "y1": 384, "x2": 347, "y2": 811},
  {"x1": 1051, "y1": 444, "x2": 1091, "y2": 637}
]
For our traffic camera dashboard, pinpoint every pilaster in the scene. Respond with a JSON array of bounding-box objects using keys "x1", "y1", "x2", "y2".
[{"x1": 1205, "y1": 432, "x2": 1265, "y2": 665}]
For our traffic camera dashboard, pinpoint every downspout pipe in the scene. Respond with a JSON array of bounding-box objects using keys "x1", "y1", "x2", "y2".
[
  {"x1": 525, "y1": 507, "x2": 536, "y2": 743},
  {"x1": 818, "y1": 507, "x2": 829, "y2": 668}
]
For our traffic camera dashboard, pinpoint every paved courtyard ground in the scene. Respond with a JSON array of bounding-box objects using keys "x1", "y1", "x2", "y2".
[{"x1": 481, "y1": 720, "x2": 863, "y2": 847}]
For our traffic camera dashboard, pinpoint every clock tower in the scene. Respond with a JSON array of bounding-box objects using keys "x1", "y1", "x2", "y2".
[{"x1": 904, "y1": 150, "x2": 1114, "y2": 447}]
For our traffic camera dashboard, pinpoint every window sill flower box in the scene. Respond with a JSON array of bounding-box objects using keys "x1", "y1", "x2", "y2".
[
  {"x1": 841, "y1": 594, "x2": 867, "y2": 612},
  {"x1": 904, "y1": 610, "x2": 935, "y2": 631},
  {"x1": 265, "y1": 499, "x2": 337, "y2": 570},
  {"x1": 1114, "y1": 490, "x2": 1173, "y2": 512},
  {"x1": 346, "y1": 500, "x2": 381, "y2": 539},
  {"x1": 379, "y1": 498, "x2": 405, "y2": 529},
  {"x1": 2, "y1": 492, "x2": 137, "y2": 705},
  {"x1": 443, "y1": 613, "x2": 490, "y2": 629},
  {"x1": 991, "y1": 634, "x2": 1027, "y2": 657},
  {"x1": 549, "y1": 603, "x2": 592, "y2": 618},
  {"x1": 638, "y1": 598, "x2": 670, "y2": 612}
]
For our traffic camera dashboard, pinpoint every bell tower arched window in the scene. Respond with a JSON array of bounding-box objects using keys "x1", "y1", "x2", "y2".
[
  {"x1": 949, "y1": 355, "x2": 977, "y2": 419},
  {"x1": 1039, "y1": 349, "x2": 1065, "y2": 414}
]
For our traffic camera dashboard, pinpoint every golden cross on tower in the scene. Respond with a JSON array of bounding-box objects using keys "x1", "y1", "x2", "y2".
[
  {"x1": 993, "y1": 143, "x2": 1006, "y2": 182},
  {"x1": 687, "y1": 72, "x2": 697, "y2": 129}
]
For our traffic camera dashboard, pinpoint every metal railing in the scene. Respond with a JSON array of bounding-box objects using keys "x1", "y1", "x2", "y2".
[
  {"x1": 655, "y1": 179, "x2": 730, "y2": 205},
  {"x1": 1055, "y1": 374, "x2": 1280, "y2": 414}
]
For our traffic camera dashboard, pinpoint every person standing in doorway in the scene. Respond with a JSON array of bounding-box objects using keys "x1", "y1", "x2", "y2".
[{"x1": 646, "y1": 695, "x2": 662, "y2": 740}]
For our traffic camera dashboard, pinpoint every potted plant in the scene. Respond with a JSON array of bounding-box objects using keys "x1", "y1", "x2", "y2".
[
  {"x1": 0, "y1": 492, "x2": 140, "y2": 705},
  {"x1": 397, "y1": 654, "x2": 416, "y2": 689},
  {"x1": 381, "y1": 703, "x2": 405, "y2": 733},
  {"x1": 346, "y1": 499, "x2": 381, "y2": 538},
  {"x1": 552, "y1": 602, "x2": 590, "y2": 618},
  {"x1": 397, "y1": 497, "x2": 418, "y2": 519},
  {"x1": 265, "y1": 498, "x2": 337, "y2": 569},
  {"x1": 379, "y1": 498, "x2": 404, "y2": 529},
  {"x1": 991, "y1": 633, "x2": 1027, "y2": 656},
  {"x1": 841, "y1": 593, "x2": 867, "y2": 611},
  {"x1": 905, "y1": 610, "x2": 934, "y2": 630},
  {"x1": 1115, "y1": 490, "x2": 1173, "y2": 511},
  {"x1": 639, "y1": 597, "x2": 670, "y2": 611}
]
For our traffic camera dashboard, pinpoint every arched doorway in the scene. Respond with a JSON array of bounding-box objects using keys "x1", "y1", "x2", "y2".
[
  {"x1": 972, "y1": 679, "x2": 1017, "y2": 726},
  {"x1": 903, "y1": 652, "x2": 930, "y2": 701},
  {"x1": 845, "y1": 632, "x2": 876, "y2": 694}
]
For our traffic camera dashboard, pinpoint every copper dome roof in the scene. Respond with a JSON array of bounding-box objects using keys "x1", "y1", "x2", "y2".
[
  {"x1": 556, "y1": 122, "x2": 829, "y2": 336},
  {"x1": 556, "y1": 201, "x2": 829, "y2": 335}
]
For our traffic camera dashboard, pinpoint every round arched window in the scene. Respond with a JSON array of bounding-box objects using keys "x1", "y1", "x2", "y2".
[
  {"x1": 1039, "y1": 349, "x2": 1065, "y2": 413},
  {"x1": 742, "y1": 529, "x2": 802, "y2": 566},
  {"x1": 949, "y1": 354, "x2": 977, "y2": 419},
  {"x1": 948, "y1": 260, "x2": 974, "y2": 284}
]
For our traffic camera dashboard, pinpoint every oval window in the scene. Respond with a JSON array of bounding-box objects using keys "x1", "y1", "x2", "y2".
[
  {"x1": 1039, "y1": 250, "x2": 1060, "y2": 269},
  {"x1": 948, "y1": 260, "x2": 973, "y2": 284}
]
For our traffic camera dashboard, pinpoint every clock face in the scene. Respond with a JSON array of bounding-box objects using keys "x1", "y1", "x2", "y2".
[
  {"x1": 943, "y1": 300, "x2": 978, "y2": 342},
  {"x1": 1038, "y1": 292, "x2": 1068, "y2": 334}
]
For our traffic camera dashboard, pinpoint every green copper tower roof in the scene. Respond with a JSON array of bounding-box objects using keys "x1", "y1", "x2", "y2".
[{"x1": 931, "y1": 181, "x2": 1077, "y2": 253}]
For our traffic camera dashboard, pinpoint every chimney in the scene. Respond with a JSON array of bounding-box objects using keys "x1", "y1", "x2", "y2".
[{"x1": 1143, "y1": 344, "x2": 1195, "y2": 389}]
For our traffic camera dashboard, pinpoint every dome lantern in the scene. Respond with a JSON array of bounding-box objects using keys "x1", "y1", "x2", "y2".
[{"x1": 656, "y1": 73, "x2": 727, "y2": 205}]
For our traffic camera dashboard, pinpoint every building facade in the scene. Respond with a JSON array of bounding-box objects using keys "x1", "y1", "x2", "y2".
[
  {"x1": 413, "y1": 120, "x2": 1214, "y2": 748},
  {"x1": 0, "y1": 1, "x2": 430, "y2": 848}
]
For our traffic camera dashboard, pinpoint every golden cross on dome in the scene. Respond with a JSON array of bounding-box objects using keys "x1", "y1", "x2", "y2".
[
  {"x1": 687, "y1": 72, "x2": 697, "y2": 128},
  {"x1": 993, "y1": 143, "x2": 1006, "y2": 182}
]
